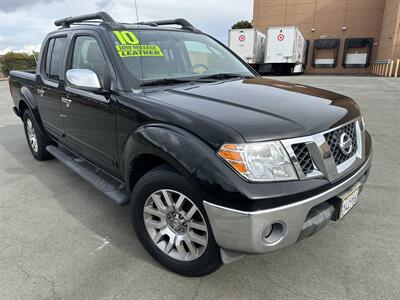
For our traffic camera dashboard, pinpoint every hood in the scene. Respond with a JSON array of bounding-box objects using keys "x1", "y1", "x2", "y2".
[{"x1": 147, "y1": 78, "x2": 360, "y2": 142}]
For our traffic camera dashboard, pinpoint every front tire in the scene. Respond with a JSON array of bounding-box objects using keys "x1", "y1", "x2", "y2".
[
  {"x1": 130, "y1": 165, "x2": 222, "y2": 277},
  {"x1": 23, "y1": 110, "x2": 52, "y2": 161}
]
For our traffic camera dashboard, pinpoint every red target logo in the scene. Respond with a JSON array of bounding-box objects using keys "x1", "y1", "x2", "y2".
[
  {"x1": 239, "y1": 34, "x2": 246, "y2": 42},
  {"x1": 277, "y1": 33, "x2": 285, "y2": 41}
]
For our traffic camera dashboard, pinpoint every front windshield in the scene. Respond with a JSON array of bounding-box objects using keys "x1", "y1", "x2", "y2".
[{"x1": 109, "y1": 29, "x2": 254, "y2": 82}]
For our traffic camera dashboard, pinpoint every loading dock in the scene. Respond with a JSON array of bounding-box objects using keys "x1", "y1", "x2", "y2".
[
  {"x1": 312, "y1": 39, "x2": 340, "y2": 68},
  {"x1": 342, "y1": 38, "x2": 373, "y2": 68}
]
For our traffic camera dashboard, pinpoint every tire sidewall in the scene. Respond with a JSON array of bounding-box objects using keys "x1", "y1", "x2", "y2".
[
  {"x1": 22, "y1": 110, "x2": 50, "y2": 160},
  {"x1": 130, "y1": 167, "x2": 222, "y2": 277}
]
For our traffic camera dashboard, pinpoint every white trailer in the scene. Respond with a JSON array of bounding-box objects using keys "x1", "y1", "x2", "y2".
[
  {"x1": 263, "y1": 26, "x2": 306, "y2": 74},
  {"x1": 228, "y1": 28, "x2": 265, "y2": 69}
]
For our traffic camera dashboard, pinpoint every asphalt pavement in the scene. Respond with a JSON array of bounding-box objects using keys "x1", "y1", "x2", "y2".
[{"x1": 1, "y1": 76, "x2": 399, "y2": 299}]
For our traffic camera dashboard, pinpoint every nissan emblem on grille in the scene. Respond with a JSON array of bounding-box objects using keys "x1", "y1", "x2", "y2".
[
  {"x1": 339, "y1": 132, "x2": 353, "y2": 155},
  {"x1": 324, "y1": 122, "x2": 358, "y2": 165},
  {"x1": 282, "y1": 120, "x2": 363, "y2": 182}
]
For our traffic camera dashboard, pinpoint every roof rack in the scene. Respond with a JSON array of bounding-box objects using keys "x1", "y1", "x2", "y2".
[
  {"x1": 54, "y1": 11, "x2": 116, "y2": 28},
  {"x1": 54, "y1": 13, "x2": 200, "y2": 33},
  {"x1": 136, "y1": 18, "x2": 201, "y2": 33}
]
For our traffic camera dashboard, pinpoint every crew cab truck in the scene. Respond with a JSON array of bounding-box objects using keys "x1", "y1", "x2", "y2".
[{"x1": 9, "y1": 12, "x2": 372, "y2": 277}]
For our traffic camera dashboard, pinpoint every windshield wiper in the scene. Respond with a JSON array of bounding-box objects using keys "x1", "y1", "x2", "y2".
[
  {"x1": 140, "y1": 73, "x2": 253, "y2": 86},
  {"x1": 140, "y1": 78, "x2": 193, "y2": 87},
  {"x1": 197, "y1": 73, "x2": 251, "y2": 81}
]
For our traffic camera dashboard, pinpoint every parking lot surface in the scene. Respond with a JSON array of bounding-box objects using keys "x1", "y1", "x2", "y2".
[{"x1": 1, "y1": 76, "x2": 399, "y2": 299}]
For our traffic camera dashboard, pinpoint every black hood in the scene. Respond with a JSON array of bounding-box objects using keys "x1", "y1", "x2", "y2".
[{"x1": 147, "y1": 78, "x2": 360, "y2": 142}]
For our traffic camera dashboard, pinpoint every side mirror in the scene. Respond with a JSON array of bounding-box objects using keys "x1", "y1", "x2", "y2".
[{"x1": 66, "y1": 69, "x2": 102, "y2": 92}]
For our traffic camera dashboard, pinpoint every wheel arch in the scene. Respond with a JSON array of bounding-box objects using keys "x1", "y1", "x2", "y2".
[
  {"x1": 19, "y1": 87, "x2": 47, "y2": 138},
  {"x1": 122, "y1": 124, "x2": 216, "y2": 193},
  {"x1": 18, "y1": 100, "x2": 29, "y2": 117},
  {"x1": 128, "y1": 153, "x2": 175, "y2": 192}
]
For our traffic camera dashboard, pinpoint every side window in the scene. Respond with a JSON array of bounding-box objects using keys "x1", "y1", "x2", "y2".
[
  {"x1": 48, "y1": 37, "x2": 67, "y2": 80},
  {"x1": 45, "y1": 38, "x2": 55, "y2": 76},
  {"x1": 70, "y1": 36, "x2": 107, "y2": 86}
]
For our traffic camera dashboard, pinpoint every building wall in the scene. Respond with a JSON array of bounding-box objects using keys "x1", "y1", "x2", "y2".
[
  {"x1": 376, "y1": 0, "x2": 400, "y2": 60},
  {"x1": 253, "y1": 0, "x2": 391, "y2": 74}
]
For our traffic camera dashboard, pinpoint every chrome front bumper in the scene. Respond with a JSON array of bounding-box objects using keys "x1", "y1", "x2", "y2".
[{"x1": 203, "y1": 152, "x2": 372, "y2": 256}]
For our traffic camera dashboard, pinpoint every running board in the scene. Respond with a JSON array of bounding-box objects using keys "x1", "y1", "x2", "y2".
[{"x1": 46, "y1": 145, "x2": 129, "y2": 205}]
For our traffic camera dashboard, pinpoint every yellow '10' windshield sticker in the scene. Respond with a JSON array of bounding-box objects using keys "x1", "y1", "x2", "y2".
[{"x1": 113, "y1": 31, "x2": 164, "y2": 57}]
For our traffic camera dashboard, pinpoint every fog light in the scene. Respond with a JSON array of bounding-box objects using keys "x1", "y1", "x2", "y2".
[{"x1": 262, "y1": 222, "x2": 286, "y2": 245}]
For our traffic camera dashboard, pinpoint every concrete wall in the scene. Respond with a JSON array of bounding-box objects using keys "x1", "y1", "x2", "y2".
[{"x1": 253, "y1": 0, "x2": 392, "y2": 74}]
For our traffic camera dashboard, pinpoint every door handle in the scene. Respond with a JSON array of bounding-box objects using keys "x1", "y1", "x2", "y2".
[
  {"x1": 61, "y1": 97, "x2": 72, "y2": 108},
  {"x1": 37, "y1": 89, "x2": 45, "y2": 97}
]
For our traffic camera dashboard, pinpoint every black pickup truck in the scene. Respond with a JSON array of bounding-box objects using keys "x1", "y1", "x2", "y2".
[{"x1": 9, "y1": 12, "x2": 372, "y2": 276}]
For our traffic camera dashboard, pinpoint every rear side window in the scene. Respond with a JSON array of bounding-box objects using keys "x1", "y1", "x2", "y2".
[{"x1": 44, "y1": 37, "x2": 67, "y2": 80}]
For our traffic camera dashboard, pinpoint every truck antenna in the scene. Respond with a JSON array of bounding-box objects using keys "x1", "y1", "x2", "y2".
[
  {"x1": 134, "y1": 0, "x2": 144, "y2": 84},
  {"x1": 134, "y1": 0, "x2": 140, "y2": 24}
]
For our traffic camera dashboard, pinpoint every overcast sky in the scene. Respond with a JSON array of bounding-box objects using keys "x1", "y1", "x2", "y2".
[{"x1": 0, "y1": 0, "x2": 253, "y2": 54}]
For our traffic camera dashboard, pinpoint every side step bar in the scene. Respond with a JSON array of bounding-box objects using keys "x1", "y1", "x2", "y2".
[{"x1": 46, "y1": 145, "x2": 129, "y2": 205}]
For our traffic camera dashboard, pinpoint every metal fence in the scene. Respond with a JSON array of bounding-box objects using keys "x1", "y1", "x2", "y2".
[{"x1": 372, "y1": 59, "x2": 400, "y2": 77}]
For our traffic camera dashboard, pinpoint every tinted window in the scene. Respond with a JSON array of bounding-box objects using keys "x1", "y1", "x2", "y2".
[
  {"x1": 70, "y1": 36, "x2": 107, "y2": 86},
  {"x1": 47, "y1": 37, "x2": 67, "y2": 80},
  {"x1": 45, "y1": 38, "x2": 55, "y2": 75}
]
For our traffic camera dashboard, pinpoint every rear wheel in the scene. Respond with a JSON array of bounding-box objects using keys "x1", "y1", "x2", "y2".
[
  {"x1": 23, "y1": 110, "x2": 52, "y2": 161},
  {"x1": 130, "y1": 165, "x2": 222, "y2": 276}
]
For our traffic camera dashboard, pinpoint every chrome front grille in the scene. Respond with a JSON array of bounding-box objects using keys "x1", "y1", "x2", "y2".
[
  {"x1": 291, "y1": 143, "x2": 314, "y2": 175},
  {"x1": 324, "y1": 122, "x2": 358, "y2": 165},
  {"x1": 281, "y1": 118, "x2": 364, "y2": 181}
]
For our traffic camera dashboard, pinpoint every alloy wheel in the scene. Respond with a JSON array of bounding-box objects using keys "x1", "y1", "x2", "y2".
[
  {"x1": 143, "y1": 189, "x2": 208, "y2": 261},
  {"x1": 26, "y1": 118, "x2": 38, "y2": 153}
]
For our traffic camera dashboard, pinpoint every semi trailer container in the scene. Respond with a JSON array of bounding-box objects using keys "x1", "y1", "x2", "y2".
[
  {"x1": 228, "y1": 28, "x2": 265, "y2": 70},
  {"x1": 262, "y1": 26, "x2": 306, "y2": 74}
]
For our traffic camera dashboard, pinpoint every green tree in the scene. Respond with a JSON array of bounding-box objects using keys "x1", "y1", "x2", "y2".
[
  {"x1": 231, "y1": 20, "x2": 252, "y2": 29},
  {"x1": 0, "y1": 52, "x2": 37, "y2": 76}
]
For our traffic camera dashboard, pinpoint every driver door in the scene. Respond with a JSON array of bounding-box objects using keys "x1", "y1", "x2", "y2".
[{"x1": 62, "y1": 33, "x2": 118, "y2": 176}]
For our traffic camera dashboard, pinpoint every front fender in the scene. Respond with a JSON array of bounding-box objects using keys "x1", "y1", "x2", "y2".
[{"x1": 122, "y1": 124, "x2": 221, "y2": 191}]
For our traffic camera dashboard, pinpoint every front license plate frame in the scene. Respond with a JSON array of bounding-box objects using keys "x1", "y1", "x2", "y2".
[{"x1": 339, "y1": 186, "x2": 359, "y2": 219}]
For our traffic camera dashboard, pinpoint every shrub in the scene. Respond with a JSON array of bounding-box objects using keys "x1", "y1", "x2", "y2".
[
  {"x1": 0, "y1": 52, "x2": 37, "y2": 76},
  {"x1": 231, "y1": 20, "x2": 252, "y2": 29}
]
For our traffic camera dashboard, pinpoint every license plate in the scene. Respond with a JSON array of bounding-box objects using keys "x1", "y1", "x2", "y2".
[{"x1": 339, "y1": 187, "x2": 359, "y2": 219}]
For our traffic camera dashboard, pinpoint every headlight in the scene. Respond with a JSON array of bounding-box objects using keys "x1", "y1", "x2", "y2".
[{"x1": 218, "y1": 142, "x2": 298, "y2": 182}]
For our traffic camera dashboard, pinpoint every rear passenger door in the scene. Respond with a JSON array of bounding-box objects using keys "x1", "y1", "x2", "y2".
[
  {"x1": 37, "y1": 35, "x2": 68, "y2": 138},
  {"x1": 62, "y1": 32, "x2": 118, "y2": 175}
]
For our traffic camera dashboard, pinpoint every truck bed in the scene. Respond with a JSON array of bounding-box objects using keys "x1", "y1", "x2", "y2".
[
  {"x1": 9, "y1": 70, "x2": 36, "y2": 81},
  {"x1": 9, "y1": 70, "x2": 37, "y2": 111}
]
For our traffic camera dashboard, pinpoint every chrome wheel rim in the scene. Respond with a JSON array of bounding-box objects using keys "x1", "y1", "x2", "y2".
[
  {"x1": 143, "y1": 189, "x2": 208, "y2": 261},
  {"x1": 26, "y1": 118, "x2": 38, "y2": 153}
]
